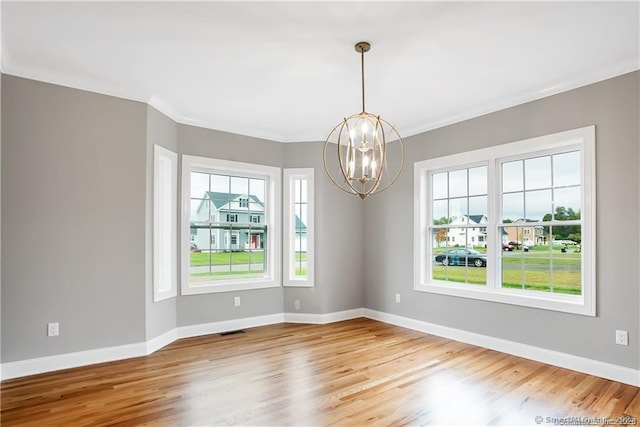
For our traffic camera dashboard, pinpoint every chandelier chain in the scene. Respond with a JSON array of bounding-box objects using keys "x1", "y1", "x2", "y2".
[{"x1": 360, "y1": 47, "x2": 366, "y2": 113}]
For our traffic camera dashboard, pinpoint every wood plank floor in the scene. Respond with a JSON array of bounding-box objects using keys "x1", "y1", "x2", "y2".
[{"x1": 2, "y1": 318, "x2": 639, "y2": 426}]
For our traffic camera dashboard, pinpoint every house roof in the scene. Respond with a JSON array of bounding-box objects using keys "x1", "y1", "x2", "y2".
[
  {"x1": 468, "y1": 214, "x2": 487, "y2": 224},
  {"x1": 205, "y1": 192, "x2": 264, "y2": 210}
]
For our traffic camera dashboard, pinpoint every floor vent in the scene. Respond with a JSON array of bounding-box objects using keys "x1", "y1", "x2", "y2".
[{"x1": 220, "y1": 330, "x2": 246, "y2": 336}]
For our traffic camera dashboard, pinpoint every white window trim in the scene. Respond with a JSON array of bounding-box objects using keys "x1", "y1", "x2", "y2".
[
  {"x1": 283, "y1": 168, "x2": 314, "y2": 287},
  {"x1": 414, "y1": 126, "x2": 596, "y2": 316},
  {"x1": 153, "y1": 145, "x2": 178, "y2": 302},
  {"x1": 181, "y1": 155, "x2": 281, "y2": 295}
]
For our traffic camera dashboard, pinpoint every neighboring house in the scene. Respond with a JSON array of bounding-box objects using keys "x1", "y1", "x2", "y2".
[
  {"x1": 190, "y1": 192, "x2": 307, "y2": 252},
  {"x1": 191, "y1": 192, "x2": 265, "y2": 251},
  {"x1": 504, "y1": 218, "x2": 548, "y2": 246},
  {"x1": 435, "y1": 214, "x2": 487, "y2": 247}
]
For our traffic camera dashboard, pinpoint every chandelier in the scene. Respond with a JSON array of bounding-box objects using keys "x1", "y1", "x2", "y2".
[{"x1": 323, "y1": 41, "x2": 404, "y2": 200}]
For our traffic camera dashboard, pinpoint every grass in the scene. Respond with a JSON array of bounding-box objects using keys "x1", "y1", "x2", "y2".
[
  {"x1": 190, "y1": 251, "x2": 307, "y2": 266},
  {"x1": 191, "y1": 250, "x2": 265, "y2": 266},
  {"x1": 431, "y1": 246, "x2": 581, "y2": 292},
  {"x1": 189, "y1": 250, "x2": 308, "y2": 281},
  {"x1": 432, "y1": 262, "x2": 581, "y2": 295}
]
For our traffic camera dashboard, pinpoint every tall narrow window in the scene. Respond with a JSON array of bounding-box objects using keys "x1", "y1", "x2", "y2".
[
  {"x1": 153, "y1": 145, "x2": 177, "y2": 302},
  {"x1": 182, "y1": 156, "x2": 281, "y2": 294},
  {"x1": 283, "y1": 168, "x2": 314, "y2": 287}
]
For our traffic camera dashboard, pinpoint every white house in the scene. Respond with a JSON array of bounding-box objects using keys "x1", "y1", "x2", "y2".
[
  {"x1": 191, "y1": 191, "x2": 307, "y2": 252},
  {"x1": 436, "y1": 214, "x2": 487, "y2": 248}
]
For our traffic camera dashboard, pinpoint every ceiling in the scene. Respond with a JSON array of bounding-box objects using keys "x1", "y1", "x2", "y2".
[{"x1": 2, "y1": 1, "x2": 639, "y2": 143}]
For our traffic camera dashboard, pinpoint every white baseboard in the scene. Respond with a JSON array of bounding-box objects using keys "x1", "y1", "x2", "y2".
[
  {"x1": 1, "y1": 313, "x2": 285, "y2": 381},
  {"x1": 3, "y1": 308, "x2": 638, "y2": 387},
  {"x1": 146, "y1": 328, "x2": 178, "y2": 354},
  {"x1": 283, "y1": 308, "x2": 364, "y2": 324},
  {"x1": 1, "y1": 341, "x2": 147, "y2": 381},
  {"x1": 177, "y1": 313, "x2": 284, "y2": 339},
  {"x1": 363, "y1": 309, "x2": 640, "y2": 387}
]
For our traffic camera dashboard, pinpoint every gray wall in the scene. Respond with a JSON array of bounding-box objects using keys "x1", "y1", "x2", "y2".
[
  {"x1": 1, "y1": 75, "x2": 148, "y2": 361},
  {"x1": 284, "y1": 143, "x2": 365, "y2": 315},
  {"x1": 145, "y1": 106, "x2": 178, "y2": 340},
  {"x1": 364, "y1": 71, "x2": 640, "y2": 370}
]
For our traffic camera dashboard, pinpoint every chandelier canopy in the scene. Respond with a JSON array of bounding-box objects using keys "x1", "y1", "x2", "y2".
[{"x1": 323, "y1": 41, "x2": 404, "y2": 200}]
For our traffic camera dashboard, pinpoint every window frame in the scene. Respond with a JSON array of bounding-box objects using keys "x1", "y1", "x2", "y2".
[
  {"x1": 181, "y1": 155, "x2": 281, "y2": 295},
  {"x1": 153, "y1": 145, "x2": 178, "y2": 302},
  {"x1": 283, "y1": 168, "x2": 314, "y2": 287},
  {"x1": 414, "y1": 126, "x2": 596, "y2": 316}
]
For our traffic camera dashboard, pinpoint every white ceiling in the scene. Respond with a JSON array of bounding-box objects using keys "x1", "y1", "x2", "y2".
[{"x1": 2, "y1": 1, "x2": 639, "y2": 143}]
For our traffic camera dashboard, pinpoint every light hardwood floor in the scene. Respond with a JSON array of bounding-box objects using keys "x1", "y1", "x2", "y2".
[{"x1": 2, "y1": 318, "x2": 639, "y2": 426}]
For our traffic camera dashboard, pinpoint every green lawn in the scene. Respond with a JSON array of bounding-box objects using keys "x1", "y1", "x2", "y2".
[
  {"x1": 191, "y1": 250, "x2": 265, "y2": 266},
  {"x1": 189, "y1": 250, "x2": 308, "y2": 281},
  {"x1": 432, "y1": 249, "x2": 582, "y2": 296},
  {"x1": 190, "y1": 250, "x2": 307, "y2": 266},
  {"x1": 432, "y1": 266, "x2": 580, "y2": 295}
]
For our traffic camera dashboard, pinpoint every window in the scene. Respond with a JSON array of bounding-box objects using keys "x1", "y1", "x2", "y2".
[
  {"x1": 250, "y1": 215, "x2": 261, "y2": 223},
  {"x1": 182, "y1": 155, "x2": 281, "y2": 294},
  {"x1": 414, "y1": 126, "x2": 595, "y2": 316},
  {"x1": 283, "y1": 168, "x2": 314, "y2": 287},
  {"x1": 153, "y1": 145, "x2": 178, "y2": 302}
]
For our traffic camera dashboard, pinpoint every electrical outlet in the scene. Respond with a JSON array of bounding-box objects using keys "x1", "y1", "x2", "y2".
[
  {"x1": 395, "y1": 293, "x2": 401, "y2": 303},
  {"x1": 615, "y1": 330, "x2": 628, "y2": 346},
  {"x1": 294, "y1": 299, "x2": 301, "y2": 310},
  {"x1": 47, "y1": 322, "x2": 59, "y2": 337},
  {"x1": 234, "y1": 296, "x2": 241, "y2": 307}
]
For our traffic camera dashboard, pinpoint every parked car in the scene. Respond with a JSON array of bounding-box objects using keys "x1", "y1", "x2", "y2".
[
  {"x1": 502, "y1": 243, "x2": 515, "y2": 251},
  {"x1": 435, "y1": 249, "x2": 487, "y2": 267}
]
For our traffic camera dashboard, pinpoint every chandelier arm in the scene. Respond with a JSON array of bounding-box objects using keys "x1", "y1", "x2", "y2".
[
  {"x1": 367, "y1": 117, "x2": 385, "y2": 193},
  {"x1": 370, "y1": 120, "x2": 405, "y2": 195},
  {"x1": 326, "y1": 117, "x2": 365, "y2": 197},
  {"x1": 337, "y1": 119, "x2": 357, "y2": 192}
]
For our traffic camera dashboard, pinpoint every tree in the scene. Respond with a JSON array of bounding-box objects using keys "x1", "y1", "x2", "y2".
[
  {"x1": 543, "y1": 206, "x2": 581, "y2": 240},
  {"x1": 433, "y1": 217, "x2": 451, "y2": 248}
]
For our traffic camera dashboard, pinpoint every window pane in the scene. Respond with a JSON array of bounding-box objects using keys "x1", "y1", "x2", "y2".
[
  {"x1": 211, "y1": 174, "x2": 229, "y2": 193},
  {"x1": 432, "y1": 229, "x2": 486, "y2": 285},
  {"x1": 432, "y1": 172, "x2": 448, "y2": 200},
  {"x1": 553, "y1": 151, "x2": 580, "y2": 187},
  {"x1": 300, "y1": 179, "x2": 308, "y2": 203},
  {"x1": 449, "y1": 197, "x2": 467, "y2": 220},
  {"x1": 468, "y1": 196, "x2": 487, "y2": 219},
  {"x1": 503, "y1": 225, "x2": 524, "y2": 247},
  {"x1": 449, "y1": 169, "x2": 467, "y2": 198},
  {"x1": 188, "y1": 171, "x2": 269, "y2": 283},
  {"x1": 552, "y1": 225, "x2": 582, "y2": 294},
  {"x1": 525, "y1": 189, "x2": 552, "y2": 222},
  {"x1": 249, "y1": 179, "x2": 265, "y2": 214},
  {"x1": 502, "y1": 192, "x2": 524, "y2": 222},
  {"x1": 191, "y1": 172, "x2": 209, "y2": 198},
  {"x1": 468, "y1": 166, "x2": 487, "y2": 196},
  {"x1": 500, "y1": 226, "x2": 581, "y2": 295},
  {"x1": 502, "y1": 160, "x2": 523, "y2": 192},
  {"x1": 524, "y1": 156, "x2": 551, "y2": 190},
  {"x1": 190, "y1": 199, "x2": 205, "y2": 221},
  {"x1": 432, "y1": 200, "x2": 448, "y2": 225},
  {"x1": 553, "y1": 187, "x2": 581, "y2": 220}
]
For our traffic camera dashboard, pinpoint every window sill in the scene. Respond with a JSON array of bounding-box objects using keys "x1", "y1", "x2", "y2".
[
  {"x1": 414, "y1": 281, "x2": 594, "y2": 316},
  {"x1": 181, "y1": 279, "x2": 280, "y2": 295}
]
